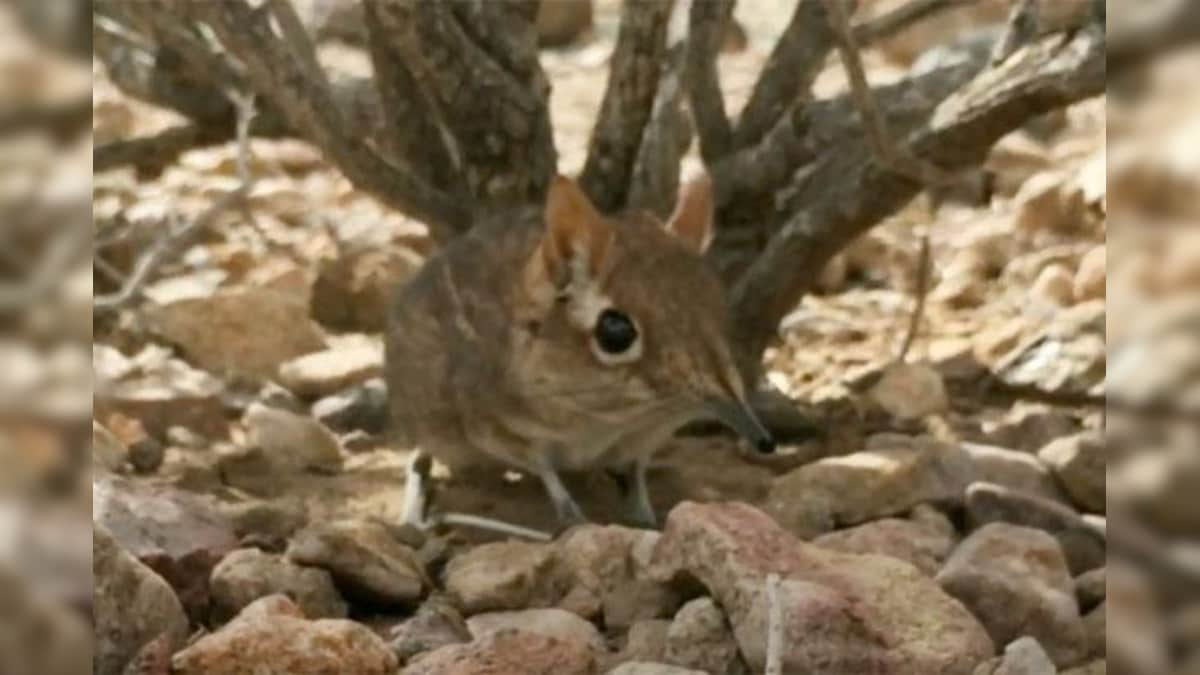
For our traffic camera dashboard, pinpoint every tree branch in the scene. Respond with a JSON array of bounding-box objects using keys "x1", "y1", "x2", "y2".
[
  {"x1": 729, "y1": 23, "x2": 1106, "y2": 366},
  {"x1": 627, "y1": 48, "x2": 688, "y2": 218},
  {"x1": 684, "y1": 0, "x2": 735, "y2": 164},
  {"x1": 376, "y1": 0, "x2": 554, "y2": 206},
  {"x1": 363, "y1": 0, "x2": 464, "y2": 196},
  {"x1": 580, "y1": 0, "x2": 674, "y2": 213},
  {"x1": 732, "y1": 0, "x2": 841, "y2": 150},
  {"x1": 172, "y1": 0, "x2": 471, "y2": 240},
  {"x1": 823, "y1": 0, "x2": 956, "y2": 185}
]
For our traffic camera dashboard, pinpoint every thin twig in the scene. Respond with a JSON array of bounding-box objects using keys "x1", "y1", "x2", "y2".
[
  {"x1": 895, "y1": 233, "x2": 931, "y2": 363},
  {"x1": 991, "y1": 0, "x2": 1039, "y2": 65},
  {"x1": 428, "y1": 513, "x2": 553, "y2": 543},
  {"x1": 93, "y1": 94, "x2": 258, "y2": 314},
  {"x1": 402, "y1": 450, "x2": 552, "y2": 542},
  {"x1": 765, "y1": 573, "x2": 783, "y2": 675},
  {"x1": 821, "y1": 0, "x2": 957, "y2": 186}
]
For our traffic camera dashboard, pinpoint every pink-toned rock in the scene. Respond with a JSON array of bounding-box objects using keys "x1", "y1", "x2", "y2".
[
  {"x1": 650, "y1": 501, "x2": 994, "y2": 674},
  {"x1": 937, "y1": 523, "x2": 1087, "y2": 667},
  {"x1": 93, "y1": 476, "x2": 238, "y2": 622},
  {"x1": 402, "y1": 630, "x2": 596, "y2": 675},
  {"x1": 663, "y1": 597, "x2": 744, "y2": 675},
  {"x1": 814, "y1": 517, "x2": 956, "y2": 576},
  {"x1": 556, "y1": 525, "x2": 675, "y2": 628},
  {"x1": 171, "y1": 595, "x2": 397, "y2": 675}
]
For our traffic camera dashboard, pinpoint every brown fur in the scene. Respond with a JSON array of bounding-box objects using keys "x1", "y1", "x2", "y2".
[{"x1": 385, "y1": 176, "x2": 746, "y2": 520}]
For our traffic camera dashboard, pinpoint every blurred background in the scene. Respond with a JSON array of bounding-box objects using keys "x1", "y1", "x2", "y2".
[{"x1": 0, "y1": 0, "x2": 1192, "y2": 673}]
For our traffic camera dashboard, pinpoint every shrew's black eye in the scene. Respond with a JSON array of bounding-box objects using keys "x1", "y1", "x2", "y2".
[{"x1": 594, "y1": 309, "x2": 638, "y2": 354}]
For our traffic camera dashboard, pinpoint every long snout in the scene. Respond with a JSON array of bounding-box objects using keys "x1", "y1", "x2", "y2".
[{"x1": 705, "y1": 397, "x2": 776, "y2": 454}]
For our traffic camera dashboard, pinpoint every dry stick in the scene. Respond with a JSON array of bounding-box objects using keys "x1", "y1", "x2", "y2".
[
  {"x1": 765, "y1": 573, "x2": 784, "y2": 675},
  {"x1": 991, "y1": 0, "x2": 1040, "y2": 65},
  {"x1": 94, "y1": 94, "x2": 259, "y2": 314},
  {"x1": 402, "y1": 451, "x2": 552, "y2": 542},
  {"x1": 821, "y1": 0, "x2": 957, "y2": 187},
  {"x1": 895, "y1": 234, "x2": 931, "y2": 363}
]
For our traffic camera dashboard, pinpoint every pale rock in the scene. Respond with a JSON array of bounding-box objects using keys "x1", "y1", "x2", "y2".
[
  {"x1": 965, "y1": 482, "x2": 1107, "y2": 576},
  {"x1": 767, "y1": 434, "x2": 973, "y2": 538},
  {"x1": 963, "y1": 442, "x2": 1066, "y2": 502},
  {"x1": 1031, "y1": 263, "x2": 1077, "y2": 307},
  {"x1": 868, "y1": 362, "x2": 950, "y2": 420},
  {"x1": 663, "y1": 597, "x2": 744, "y2": 675},
  {"x1": 442, "y1": 541, "x2": 566, "y2": 614},
  {"x1": 171, "y1": 595, "x2": 397, "y2": 675},
  {"x1": 995, "y1": 302, "x2": 1106, "y2": 397},
  {"x1": 389, "y1": 596, "x2": 471, "y2": 665},
  {"x1": 651, "y1": 501, "x2": 994, "y2": 673},
  {"x1": 221, "y1": 498, "x2": 308, "y2": 550},
  {"x1": 287, "y1": 519, "x2": 426, "y2": 607},
  {"x1": 94, "y1": 346, "x2": 226, "y2": 438},
  {"x1": 1038, "y1": 431, "x2": 1106, "y2": 514},
  {"x1": 556, "y1": 525, "x2": 675, "y2": 629},
  {"x1": 937, "y1": 522, "x2": 1087, "y2": 667},
  {"x1": 244, "y1": 402, "x2": 343, "y2": 473},
  {"x1": 972, "y1": 636, "x2": 1056, "y2": 675},
  {"x1": 1014, "y1": 170, "x2": 1087, "y2": 235},
  {"x1": 210, "y1": 548, "x2": 347, "y2": 621},
  {"x1": 93, "y1": 525, "x2": 189, "y2": 675},
  {"x1": 277, "y1": 336, "x2": 383, "y2": 398},
  {"x1": 467, "y1": 608, "x2": 605, "y2": 655},
  {"x1": 814, "y1": 517, "x2": 956, "y2": 576},
  {"x1": 615, "y1": 620, "x2": 671, "y2": 666},
  {"x1": 402, "y1": 630, "x2": 595, "y2": 675},
  {"x1": 153, "y1": 282, "x2": 325, "y2": 378},
  {"x1": 1073, "y1": 246, "x2": 1106, "y2": 302}
]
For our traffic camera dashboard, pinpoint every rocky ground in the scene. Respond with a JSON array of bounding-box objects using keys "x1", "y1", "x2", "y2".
[{"x1": 69, "y1": 1, "x2": 1200, "y2": 674}]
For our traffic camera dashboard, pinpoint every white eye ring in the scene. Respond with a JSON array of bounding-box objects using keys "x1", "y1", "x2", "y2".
[{"x1": 590, "y1": 310, "x2": 643, "y2": 366}]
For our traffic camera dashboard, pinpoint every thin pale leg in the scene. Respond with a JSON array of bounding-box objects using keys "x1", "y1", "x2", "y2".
[
  {"x1": 536, "y1": 466, "x2": 588, "y2": 526},
  {"x1": 624, "y1": 459, "x2": 657, "y2": 528}
]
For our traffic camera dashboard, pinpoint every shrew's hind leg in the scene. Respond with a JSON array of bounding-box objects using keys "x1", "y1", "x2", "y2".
[
  {"x1": 535, "y1": 465, "x2": 588, "y2": 527},
  {"x1": 614, "y1": 460, "x2": 656, "y2": 528}
]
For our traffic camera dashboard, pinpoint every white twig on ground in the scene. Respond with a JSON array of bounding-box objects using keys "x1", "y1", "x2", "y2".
[
  {"x1": 991, "y1": 0, "x2": 1040, "y2": 65},
  {"x1": 765, "y1": 572, "x2": 784, "y2": 675},
  {"x1": 822, "y1": 0, "x2": 957, "y2": 186},
  {"x1": 896, "y1": 233, "x2": 932, "y2": 363},
  {"x1": 402, "y1": 450, "x2": 553, "y2": 542}
]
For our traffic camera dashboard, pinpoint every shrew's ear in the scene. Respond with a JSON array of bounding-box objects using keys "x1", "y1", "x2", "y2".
[
  {"x1": 665, "y1": 173, "x2": 714, "y2": 255},
  {"x1": 541, "y1": 175, "x2": 613, "y2": 288}
]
